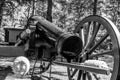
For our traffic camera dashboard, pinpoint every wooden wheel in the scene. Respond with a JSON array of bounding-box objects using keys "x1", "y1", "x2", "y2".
[{"x1": 67, "y1": 15, "x2": 120, "y2": 80}]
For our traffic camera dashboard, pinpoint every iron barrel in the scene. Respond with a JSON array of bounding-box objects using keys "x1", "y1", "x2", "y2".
[{"x1": 32, "y1": 16, "x2": 83, "y2": 61}]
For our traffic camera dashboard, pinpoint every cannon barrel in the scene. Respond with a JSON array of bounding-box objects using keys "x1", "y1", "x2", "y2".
[
  {"x1": 34, "y1": 16, "x2": 65, "y2": 38},
  {"x1": 32, "y1": 16, "x2": 83, "y2": 61}
]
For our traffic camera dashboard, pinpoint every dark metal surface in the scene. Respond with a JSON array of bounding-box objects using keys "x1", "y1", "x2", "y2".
[{"x1": 32, "y1": 16, "x2": 83, "y2": 60}]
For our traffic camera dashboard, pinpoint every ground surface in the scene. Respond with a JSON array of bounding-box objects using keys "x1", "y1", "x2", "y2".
[
  {"x1": 0, "y1": 57, "x2": 112, "y2": 80},
  {"x1": 5, "y1": 65, "x2": 111, "y2": 80}
]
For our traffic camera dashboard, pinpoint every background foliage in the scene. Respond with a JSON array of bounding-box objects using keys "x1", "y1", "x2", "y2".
[{"x1": 0, "y1": 0, "x2": 120, "y2": 42}]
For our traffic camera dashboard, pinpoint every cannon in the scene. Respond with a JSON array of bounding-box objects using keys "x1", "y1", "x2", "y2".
[
  {"x1": 0, "y1": 15, "x2": 120, "y2": 80},
  {"x1": 29, "y1": 16, "x2": 83, "y2": 61}
]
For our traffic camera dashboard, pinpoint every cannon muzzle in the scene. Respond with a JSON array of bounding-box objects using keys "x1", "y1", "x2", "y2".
[{"x1": 32, "y1": 16, "x2": 83, "y2": 60}]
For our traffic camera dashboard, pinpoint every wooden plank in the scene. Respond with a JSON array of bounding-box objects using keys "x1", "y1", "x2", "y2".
[
  {"x1": 53, "y1": 61, "x2": 110, "y2": 75},
  {"x1": 0, "y1": 46, "x2": 25, "y2": 57}
]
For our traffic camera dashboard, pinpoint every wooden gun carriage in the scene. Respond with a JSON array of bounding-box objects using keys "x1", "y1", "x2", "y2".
[
  {"x1": 0, "y1": 0, "x2": 120, "y2": 79},
  {"x1": 0, "y1": 14, "x2": 120, "y2": 80}
]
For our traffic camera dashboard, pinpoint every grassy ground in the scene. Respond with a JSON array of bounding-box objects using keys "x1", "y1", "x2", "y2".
[
  {"x1": 5, "y1": 65, "x2": 111, "y2": 80},
  {"x1": 0, "y1": 56, "x2": 113, "y2": 80}
]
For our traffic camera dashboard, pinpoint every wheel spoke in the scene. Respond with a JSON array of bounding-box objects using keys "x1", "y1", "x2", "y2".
[
  {"x1": 67, "y1": 68, "x2": 72, "y2": 80},
  {"x1": 85, "y1": 22, "x2": 101, "y2": 49},
  {"x1": 88, "y1": 33, "x2": 109, "y2": 54},
  {"x1": 89, "y1": 50, "x2": 113, "y2": 58},
  {"x1": 71, "y1": 69, "x2": 78, "y2": 78},
  {"x1": 81, "y1": 29, "x2": 85, "y2": 46},
  {"x1": 82, "y1": 72, "x2": 87, "y2": 80},
  {"x1": 86, "y1": 72, "x2": 92, "y2": 80},
  {"x1": 84, "y1": 22, "x2": 92, "y2": 47},
  {"x1": 92, "y1": 74, "x2": 99, "y2": 80},
  {"x1": 77, "y1": 70, "x2": 83, "y2": 80}
]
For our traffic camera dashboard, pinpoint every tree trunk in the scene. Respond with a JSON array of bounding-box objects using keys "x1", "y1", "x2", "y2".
[
  {"x1": 32, "y1": 0, "x2": 35, "y2": 16},
  {"x1": 0, "y1": 0, "x2": 5, "y2": 27},
  {"x1": 93, "y1": 0, "x2": 97, "y2": 15},
  {"x1": 46, "y1": 0, "x2": 52, "y2": 22}
]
